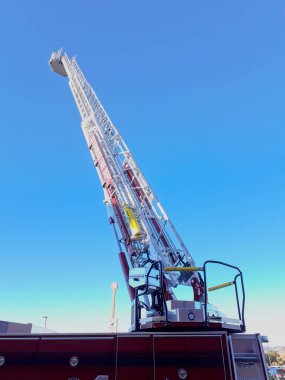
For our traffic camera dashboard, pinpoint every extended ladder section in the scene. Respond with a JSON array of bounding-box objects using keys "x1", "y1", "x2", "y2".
[{"x1": 49, "y1": 50, "x2": 245, "y2": 332}]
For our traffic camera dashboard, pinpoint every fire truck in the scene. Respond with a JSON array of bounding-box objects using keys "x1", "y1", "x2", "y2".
[{"x1": 0, "y1": 50, "x2": 269, "y2": 379}]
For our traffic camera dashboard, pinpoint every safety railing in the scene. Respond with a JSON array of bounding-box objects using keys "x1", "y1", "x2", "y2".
[
  {"x1": 165, "y1": 259, "x2": 246, "y2": 332},
  {"x1": 203, "y1": 260, "x2": 245, "y2": 331}
]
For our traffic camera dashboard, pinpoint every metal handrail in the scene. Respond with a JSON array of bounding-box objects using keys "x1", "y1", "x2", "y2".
[
  {"x1": 134, "y1": 261, "x2": 168, "y2": 330},
  {"x1": 202, "y1": 260, "x2": 246, "y2": 331}
]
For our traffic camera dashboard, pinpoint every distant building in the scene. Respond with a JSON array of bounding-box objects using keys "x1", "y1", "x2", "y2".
[{"x1": 0, "y1": 320, "x2": 56, "y2": 334}]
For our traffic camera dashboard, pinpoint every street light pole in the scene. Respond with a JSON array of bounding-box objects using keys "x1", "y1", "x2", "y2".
[
  {"x1": 43, "y1": 316, "x2": 48, "y2": 329},
  {"x1": 109, "y1": 282, "x2": 118, "y2": 333}
]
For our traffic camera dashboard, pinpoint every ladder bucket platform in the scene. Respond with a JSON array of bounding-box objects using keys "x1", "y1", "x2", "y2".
[{"x1": 49, "y1": 51, "x2": 67, "y2": 77}]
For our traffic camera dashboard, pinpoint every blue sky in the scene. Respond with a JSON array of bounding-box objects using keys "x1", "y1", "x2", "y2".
[{"x1": 0, "y1": 0, "x2": 284, "y2": 345}]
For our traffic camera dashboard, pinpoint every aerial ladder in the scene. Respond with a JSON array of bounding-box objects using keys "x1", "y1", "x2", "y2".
[
  {"x1": 0, "y1": 50, "x2": 270, "y2": 380},
  {"x1": 48, "y1": 49, "x2": 246, "y2": 333}
]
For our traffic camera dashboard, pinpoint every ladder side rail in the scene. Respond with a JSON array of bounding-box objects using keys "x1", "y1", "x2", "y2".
[
  {"x1": 63, "y1": 58, "x2": 138, "y2": 264},
  {"x1": 104, "y1": 131, "x2": 197, "y2": 272},
  {"x1": 65, "y1": 61, "x2": 116, "y2": 197},
  {"x1": 83, "y1": 125, "x2": 137, "y2": 263},
  {"x1": 84, "y1": 106, "x2": 190, "y2": 265},
  {"x1": 67, "y1": 59, "x2": 140, "y2": 210},
  {"x1": 65, "y1": 57, "x2": 181, "y2": 250},
  {"x1": 123, "y1": 155, "x2": 197, "y2": 273},
  {"x1": 67, "y1": 88, "x2": 134, "y2": 261},
  {"x1": 62, "y1": 54, "x2": 201, "y2": 289},
  {"x1": 68, "y1": 79, "x2": 115, "y2": 197},
  {"x1": 66, "y1": 56, "x2": 162, "y2": 207},
  {"x1": 65, "y1": 55, "x2": 186, "y2": 252},
  {"x1": 76, "y1": 113, "x2": 180, "y2": 277},
  {"x1": 87, "y1": 125, "x2": 148, "y2": 259},
  {"x1": 67, "y1": 78, "x2": 157, "y2": 254},
  {"x1": 63, "y1": 56, "x2": 95, "y2": 122},
  {"x1": 64, "y1": 57, "x2": 139, "y2": 214},
  {"x1": 125, "y1": 154, "x2": 194, "y2": 258},
  {"x1": 122, "y1": 165, "x2": 197, "y2": 287},
  {"x1": 68, "y1": 58, "x2": 116, "y2": 148},
  {"x1": 70, "y1": 57, "x2": 114, "y2": 130},
  {"x1": 63, "y1": 57, "x2": 155, "y2": 268}
]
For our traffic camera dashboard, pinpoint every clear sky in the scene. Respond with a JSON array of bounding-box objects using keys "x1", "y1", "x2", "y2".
[{"x1": 0, "y1": 0, "x2": 284, "y2": 346}]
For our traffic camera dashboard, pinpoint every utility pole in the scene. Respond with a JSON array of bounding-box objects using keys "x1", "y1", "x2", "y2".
[
  {"x1": 109, "y1": 282, "x2": 118, "y2": 333},
  {"x1": 42, "y1": 316, "x2": 48, "y2": 329}
]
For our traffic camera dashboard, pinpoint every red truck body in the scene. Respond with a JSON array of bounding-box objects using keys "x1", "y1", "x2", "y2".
[{"x1": 0, "y1": 331, "x2": 268, "y2": 379}]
